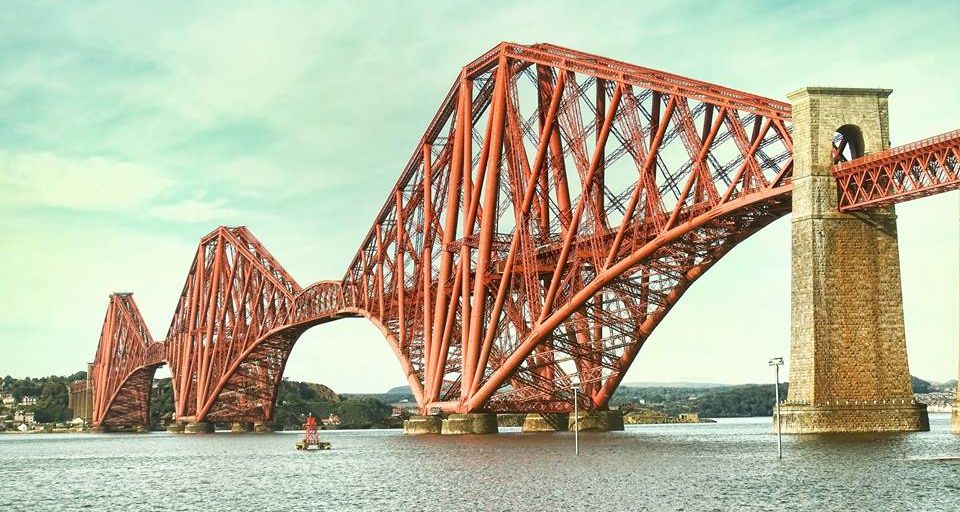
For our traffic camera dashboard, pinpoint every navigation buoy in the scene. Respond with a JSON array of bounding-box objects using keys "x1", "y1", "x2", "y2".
[{"x1": 296, "y1": 414, "x2": 331, "y2": 450}]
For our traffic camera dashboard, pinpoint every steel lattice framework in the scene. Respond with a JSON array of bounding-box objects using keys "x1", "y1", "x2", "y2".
[
  {"x1": 88, "y1": 42, "x2": 960, "y2": 427},
  {"x1": 91, "y1": 293, "x2": 165, "y2": 427},
  {"x1": 835, "y1": 129, "x2": 960, "y2": 210}
]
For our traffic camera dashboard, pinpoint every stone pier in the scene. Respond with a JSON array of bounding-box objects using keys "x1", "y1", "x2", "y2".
[
  {"x1": 780, "y1": 87, "x2": 928, "y2": 433},
  {"x1": 955, "y1": 369, "x2": 960, "y2": 433},
  {"x1": 183, "y1": 421, "x2": 214, "y2": 434},
  {"x1": 230, "y1": 422, "x2": 253, "y2": 433},
  {"x1": 568, "y1": 410, "x2": 624, "y2": 432},
  {"x1": 953, "y1": 390, "x2": 960, "y2": 434},
  {"x1": 253, "y1": 421, "x2": 281, "y2": 433},
  {"x1": 440, "y1": 413, "x2": 498, "y2": 435},
  {"x1": 166, "y1": 422, "x2": 185, "y2": 433},
  {"x1": 91, "y1": 425, "x2": 148, "y2": 433},
  {"x1": 521, "y1": 413, "x2": 569, "y2": 432},
  {"x1": 403, "y1": 415, "x2": 443, "y2": 435}
]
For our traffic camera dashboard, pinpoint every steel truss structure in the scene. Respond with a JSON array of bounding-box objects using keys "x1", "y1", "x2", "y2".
[
  {"x1": 835, "y1": 129, "x2": 960, "y2": 210},
  {"x1": 89, "y1": 42, "x2": 960, "y2": 427}
]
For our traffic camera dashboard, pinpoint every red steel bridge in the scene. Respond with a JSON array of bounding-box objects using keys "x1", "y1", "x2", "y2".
[{"x1": 90, "y1": 42, "x2": 960, "y2": 429}]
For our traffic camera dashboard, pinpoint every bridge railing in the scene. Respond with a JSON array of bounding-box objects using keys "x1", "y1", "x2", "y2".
[
  {"x1": 290, "y1": 280, "x2": 347, "y2": 324},
  {"x1": 834, "y1": 129, "x2": 960, "y2": 210}
]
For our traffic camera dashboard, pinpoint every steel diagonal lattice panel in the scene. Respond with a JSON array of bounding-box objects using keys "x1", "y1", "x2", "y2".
[
  {"x1": 834, "y1": 129, "x2": 960, "y2": 211},
  {"x1": 163, "y1": 226, "x2": 302, "y2": 422},
  {"x1": 88, "y1": 42, "x2": 960, "y2": 424},
  {"x1": 202, "y1": 281, "x2": 352, "y2": 422},
  {"x1": 88, "y1": 42, "x2": 801, "y2": 423},
  {"x1": 90, "y1": 293, "x2": 163, "y2": 427},
  {"x1": 341, "y1": 42, "x2": 796, "y2": 413}
]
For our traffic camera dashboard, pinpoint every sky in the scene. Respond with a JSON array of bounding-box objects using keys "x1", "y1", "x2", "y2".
[{"x1": 1, "y1": 0, "x2": 958, "y2": 392}]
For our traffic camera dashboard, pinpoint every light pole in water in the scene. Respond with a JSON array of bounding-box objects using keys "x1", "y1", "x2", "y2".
[
  {"x1": 768, "y1": 357, "x2": 784, "y2": 459},
  {"x1": 573, "y1": 384, "x2": 580, "y2": 455}
]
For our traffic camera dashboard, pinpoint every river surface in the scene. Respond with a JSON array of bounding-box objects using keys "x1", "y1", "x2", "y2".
[{"x1": 2, "y1": 414, "x2": 959, "y2": 511}]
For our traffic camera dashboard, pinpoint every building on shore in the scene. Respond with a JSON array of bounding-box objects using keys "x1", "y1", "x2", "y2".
[
  {"x1": 13, "y1": 410, "x2": 35, "y2": 425},
  {"x1": 320, "y1": 414, "x2": 341, "y2": 428},
  {"x1": 67, "y1": 364, "x2": 94, "y2": 425}
]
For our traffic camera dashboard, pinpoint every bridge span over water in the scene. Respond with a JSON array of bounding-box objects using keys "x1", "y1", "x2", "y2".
[{"x1": 89, "y1": 42, "x2": 960, "y2": 434}]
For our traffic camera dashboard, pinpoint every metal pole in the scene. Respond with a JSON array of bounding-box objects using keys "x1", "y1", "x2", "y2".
[
  {"x1": 573, "y1": 385, "x2": 580, "y2": 455},
  {"x1": 769, "y1": 357, "x2": 783, "y2": 459},
  {"x1": 775, "y1": 364, "x2": 782, "y2": 459}
]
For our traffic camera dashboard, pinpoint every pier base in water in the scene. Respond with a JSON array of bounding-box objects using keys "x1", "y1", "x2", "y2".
[
  {"x1": 253, "y1": 421, "x2": 281, "y2": 433},
  {"x1": 569, "y1": 410, "x2": 624, "y2": 432},
  {"x1": 441, "y1": 413, "x2": 498, "y2": 435},
  {"x1": 954, "y1": 401, "x2": 960, "y2": 434},
  {"x1": 230, "y1": 422, "x2": 254, "y2": 433},
  {"x1": 184, "y1": 421, "x2": 214, "y2": 434},
  {"x1": 775, "y1": 402, "x2": 929, "y2": 434},
  {"x1": 91, "y1": 425, "x2": 149, "y2": 433},
  {"x1": 521, "y1": 413, "x2": 569, "y2": 432},
  {"x1": 403, "y1": 415, "x2": 442, "y2": 435},
  {"x1": 165, "y1": 423, "x2": 185, "y2": 433}
]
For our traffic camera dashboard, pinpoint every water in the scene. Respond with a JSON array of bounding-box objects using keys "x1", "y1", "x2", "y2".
[{"x1": 2, "y1": 414, "x2": 959, "y2": 511}]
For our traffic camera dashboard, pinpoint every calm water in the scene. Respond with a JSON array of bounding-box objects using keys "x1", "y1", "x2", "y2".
[{"x1": 2, "y1": 415, "x2": 959, "y2": 511}]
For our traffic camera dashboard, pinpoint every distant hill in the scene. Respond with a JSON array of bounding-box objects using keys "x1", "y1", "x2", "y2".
[
  {"x1": 619, "y1": 381, "x2": 729, "y2": 389},
  {"x1": 934, "y1": 379, "x2": 957, "y2": 391},
  {"x1": 368, "y1": 376, "x2": 949, "y2": 408}
]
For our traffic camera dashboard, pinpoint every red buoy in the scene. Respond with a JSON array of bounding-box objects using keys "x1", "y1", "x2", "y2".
[{"x1": 296, "y1": 413, "x2": 331, "y2": 450}]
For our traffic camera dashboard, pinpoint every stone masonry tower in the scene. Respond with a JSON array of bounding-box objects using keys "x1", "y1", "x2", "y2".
[{"x1": 777, "y1": 87, "x2": 929, "y2": 433}]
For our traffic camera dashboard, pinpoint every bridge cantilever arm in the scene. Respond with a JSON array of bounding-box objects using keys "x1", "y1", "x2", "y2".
[{"x1": 834, "y1": 128, "x2": 960, "y2": 211}]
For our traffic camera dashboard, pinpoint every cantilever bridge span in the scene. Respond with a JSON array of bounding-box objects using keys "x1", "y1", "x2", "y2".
[{"x1": 90, "y1": 42, "x2": 960, "y2": 431}]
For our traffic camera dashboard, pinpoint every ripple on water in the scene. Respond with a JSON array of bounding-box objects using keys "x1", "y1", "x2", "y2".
[{"x1": 1, "y1": 415, "x2": 959, "y2": 511}]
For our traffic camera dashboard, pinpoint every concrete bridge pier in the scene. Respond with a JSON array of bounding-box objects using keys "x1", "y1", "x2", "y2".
[
  {"x1": 230, "y1": 422, "x2": 254, "y2": 433},
  {"x1": 568, "y1": 410, "x2": 624, "y2": 432},
  {"x1": 403, "y1": 415, "x2": 443, "y2": 435},
  {"x1": 440, "y1": 413, "x2": 498, "y2": 434},
  {"x1": 165, "y1": 422, "x2": 185, "y2": 433},
  {"x1": 779, "y1": 87, "x2": 928, "y2": 433},
  {"x1": 183, "y1": 421, "x2": 214, "y2": 434},
  {"x1": 521, "y1": 413, "x2": 569, "y2": 432},
  {"x1": 953, "y1": 380, "x2": 960, "y2": 433},
  {"x1": 253, "y1": 421, "x2": 281, "y2": 433},
  {"x1": 91, "y1": 424, "x2": 149, "y2": 433}
]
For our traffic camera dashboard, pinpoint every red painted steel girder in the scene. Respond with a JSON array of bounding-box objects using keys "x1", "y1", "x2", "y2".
[
  {"x1": 88, "y1": 41, "x2": 960, "y2": 425},
  {"x1": 339, "y1": 42, "x2": 796, "y2": 414},
  {"x1": 834, "y1": 129, "x2": 960, "y2": 211},
  {"x1": 163, "y1": 226, "x2": 303, "y2": 422},
  {"x1": 90, "y1": 293, "x2": 163, "y2": 427},
  {"x1": 88, "y1": 42, "x2": 799, "y2": 423}
]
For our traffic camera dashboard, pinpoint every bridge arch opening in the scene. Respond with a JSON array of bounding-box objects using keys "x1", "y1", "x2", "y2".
[
  {"x1": 833, "y1": 124, "x2": 865, "y2": 163},
  {"x1": 285, "y1": 316, "x2": 413, "y2": 394}
]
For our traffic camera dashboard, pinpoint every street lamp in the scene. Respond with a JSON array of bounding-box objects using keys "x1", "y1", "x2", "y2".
[
  {"x1": 572, "y1": 384, "x2": 580, "y2": 455},
  {"x1": 768, "y1": 357, "x2": 784, "y2": 459}
]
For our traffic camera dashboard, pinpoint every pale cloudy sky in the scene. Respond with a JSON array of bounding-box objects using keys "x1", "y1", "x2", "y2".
[{"x1": 1, "y1": 1, "x2": 958, "y2": 392}]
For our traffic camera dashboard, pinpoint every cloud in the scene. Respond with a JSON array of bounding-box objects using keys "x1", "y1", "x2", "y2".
[
  {"x1": 0, "y1": 150, "x2": 173, "y2": 211},
  {"x1": 1, "y1": 0, "x2": 957, "y2": 386},
  {"x1": 148, "y1": 197, "x2": 239, "y2": 223}
]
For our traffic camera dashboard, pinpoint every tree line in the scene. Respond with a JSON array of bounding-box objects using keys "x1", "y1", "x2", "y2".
[
  {"x1": 149, "y1": 377, "x2": 398, "y2": 430},
  {"x1": 1, "y1": 372, "x2": 85, "y2": 424},
  {"x1": 613, "y1": 376, "x2": 939, "y2": 418}
]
